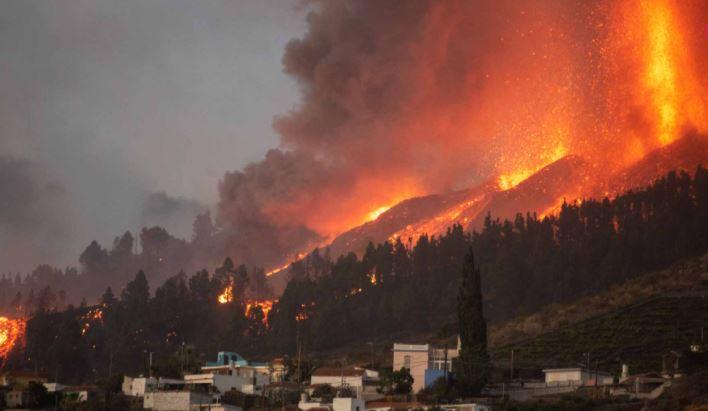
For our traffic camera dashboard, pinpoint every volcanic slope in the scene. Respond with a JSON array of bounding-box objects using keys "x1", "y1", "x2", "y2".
[
  {"x1": 267, "y1": 134, "x2": 707, "y2": 289},
  {"x1": 329, "y1": 134, "x2": 706, "y2": 260}
]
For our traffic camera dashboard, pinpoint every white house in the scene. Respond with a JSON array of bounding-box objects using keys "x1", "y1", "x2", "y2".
[
  {"x1": 298, "y1": 395, "x2": 364, "y2": 411},
  {"x1": 542, "y1": 368, "x2": 614, "y2": 386},
  {"x1": 440, "y1": 404, "x2": 491, "y2": 411},
  {"x1": 310, "y1": 367, "x2": 379, "y2": 399},
  {"x1": 122, "y1": 376, "x2": 157, "y2": 396},
  {"x1": 393, "y1": 339, "x2": 460, "y2": 393},
  {"x1": 143, "y1": 390, "x2": 234, "y2": 411},
  {"x1": 183, "y1": 371, "x2": 268, "y2": 395},
  {"x1": 122, "y1": 376, "x2": 185, "y2": 397}
]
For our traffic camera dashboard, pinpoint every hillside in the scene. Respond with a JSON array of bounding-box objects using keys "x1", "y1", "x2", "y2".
[
  {"x1": 489, "y1": 253, "x2": 708, "y2": 376},
  {"x1": 269, "y1": 134, "x2": 708, "y2": 288},
  {"x1": 489, "y1": 252, "x2": 708, "y2": 347}
]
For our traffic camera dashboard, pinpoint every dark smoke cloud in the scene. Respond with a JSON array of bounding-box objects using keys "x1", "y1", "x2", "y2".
[
  {"x1": 0, "y1": 157, "x2": 76, "y2": 271},
  {"x1": 218, "y1": 0, "x2": 579, "y2": 266},
  {"x1": 218, "y1": 0, "x2": 707, "y2": 269},
  {"x1": 141, "y1": 192, "x2": 205, "y2": 240}
]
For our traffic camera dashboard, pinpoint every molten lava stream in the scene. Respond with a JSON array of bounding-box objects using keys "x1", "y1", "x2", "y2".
[{"x1": 0, "y1": 316, "x2": 26, "y2": 360}]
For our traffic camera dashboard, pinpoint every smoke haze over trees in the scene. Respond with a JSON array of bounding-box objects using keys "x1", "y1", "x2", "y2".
[
  {"x1": 1, "y1": 0, "x2": 707, "y2": 303},
  {"x1": 5, "y1": 167, "x2": 707, "y2": 384}
]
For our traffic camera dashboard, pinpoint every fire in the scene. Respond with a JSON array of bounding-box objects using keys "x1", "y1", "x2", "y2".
[
  {"x1": 644, "y1": 0, "x2": 678, "y2": 146},
  {"x1": 366, "y1": 206, "x2": 391, "y2": 222},
  {"x1": 295, "y1": 301, "x2": 316, "y2": 322},
  {"x1": 80, "y1": 308, "x2": 104, "y2": 335},
  {"x1": 369, "y1": 273, "x2": 377, "y2": 285},
  {"x1": 217, "y1": 279, "x2": 234, "y2": 304},
  {"x1": 0, "y1": 316, "x2": 26, "y2": 360},
  {"x1": 497, "y1": 143, "x2": 568, "y2": 191},
  {"x1": 245, "y1": 299, "x2": 277, "y2": 325}
]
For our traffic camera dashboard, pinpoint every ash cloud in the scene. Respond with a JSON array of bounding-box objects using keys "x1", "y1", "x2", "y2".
[
  {"x1": 0, "y1": 157, "x2": 76, "y2": 272},
  {"x1": 218, "y1": 0, "x2": 708, "y2": 269},
  {"x1": 218, "y1": 0, "x2": 580, "y2": 265},
  {"x1": 141, "y1": 192, "x2": 205, "y2": 241}
]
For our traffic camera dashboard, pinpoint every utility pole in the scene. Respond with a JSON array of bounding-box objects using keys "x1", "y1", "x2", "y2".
[
  {"x1": 510, "y1": 349, "x2": 514, "y2": 381},
  {"x1": 443, "y1": 344, "x2": 449, "y2": 386},
  {"x1": 296, "y1": 322, "x2": 302, "y2": 385}
]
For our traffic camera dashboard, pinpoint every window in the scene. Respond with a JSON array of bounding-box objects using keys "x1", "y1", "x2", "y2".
[{"x1": 403, "y1": 355, "x2": 411, "y2": 369}]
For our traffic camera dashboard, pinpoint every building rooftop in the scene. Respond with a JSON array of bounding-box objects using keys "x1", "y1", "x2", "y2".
[
  {"x1": 392, "y1": 343, "x2": 429, "y2": 352},
  {"x1": 312, "y1": 368, "x2": 367, "y2": 377},
  {"x1": 205, "y1": 351, "x2": 249, "y2": 367}
]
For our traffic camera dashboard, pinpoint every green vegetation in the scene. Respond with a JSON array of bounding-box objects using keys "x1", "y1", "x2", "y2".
[
  {"x1": 4, "y1": 167, "x2": 707, "y2": 387},
  {"x1": 491, "y1": 295, "x2": 708, "y2": 375},
  {"x1": 456, "y1": 247, "x2": 489, "y2": 395}
]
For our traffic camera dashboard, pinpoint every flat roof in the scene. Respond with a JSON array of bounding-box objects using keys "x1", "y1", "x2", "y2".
[
  {"x1": 543, "y1": 368, "x2": 613, "y2": 376},
  {"x1": 392, "y1": 343, "x2": 429, "y2": 352}
]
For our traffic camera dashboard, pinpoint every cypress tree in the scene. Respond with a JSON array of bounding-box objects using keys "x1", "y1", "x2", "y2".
[{"x1": 456, "y1": 246, "x2": 488, "y2": 395}]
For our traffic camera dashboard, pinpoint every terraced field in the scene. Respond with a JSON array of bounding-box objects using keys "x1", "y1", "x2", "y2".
[{"x1": 491, "y1": 296, "x2": 708, "y2": 376}]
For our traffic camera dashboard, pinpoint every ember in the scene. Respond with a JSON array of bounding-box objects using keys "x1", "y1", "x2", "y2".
[{"x1": 81, "y1": 308, "x2": 104, "y2": 335}]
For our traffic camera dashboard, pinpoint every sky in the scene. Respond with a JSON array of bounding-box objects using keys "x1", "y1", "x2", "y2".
[{"x1": 0, "y1": 0, "x2": 305, "y2": 271}]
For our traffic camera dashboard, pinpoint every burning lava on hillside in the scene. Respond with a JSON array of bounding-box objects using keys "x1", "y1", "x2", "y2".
[{"x1": 215, "y1": 0, "x2": 707, "y2": 276}]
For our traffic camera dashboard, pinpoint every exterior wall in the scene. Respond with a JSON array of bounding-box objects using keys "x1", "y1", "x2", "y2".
[
  {"x1": 184, "y1": 372, "x2": 268, "y2": 394},
  {"x1": 311, "y1": 375, "x2": 364, "y2": 388},
  {"x1": 424, "y1": 369, "x2": 446, "y2": 388},
  {"x1": 544, "y1": 369, "x2": 583, "y2": 384},
  {"x1": 122, "y1": 376, "x2": 158, "y2": 396},
  {"x1": 440, "y1": 404, "x2": 491, "y2": 411},
  {"x1": 392, "y1": 344, "x2": 429, "y2": 393},
  {"x1": 5, "y1": 390, "x2": 28, "y2": 408},
  {"x1": 143, "y1": 391, "x2": 212, "y2": 410},
  {"x1": 544, "y1": 369, "x2": 614, "y2": 386},
  {"x1": 333, "y1": 397, "x2": 365, "y2": 411}
]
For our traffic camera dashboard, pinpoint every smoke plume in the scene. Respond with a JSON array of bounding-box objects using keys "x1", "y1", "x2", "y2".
[
  {"x1": 0, "y1": 157, "x2": 76, "y2": 271},
  {"x1": 217, "y1": 0, "x2": 708, "y2": 267}
]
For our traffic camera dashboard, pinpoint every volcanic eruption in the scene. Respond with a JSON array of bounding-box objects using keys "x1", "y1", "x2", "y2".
[{"x1": 214, "y1": 0, "x2": 707, "y2": 275}]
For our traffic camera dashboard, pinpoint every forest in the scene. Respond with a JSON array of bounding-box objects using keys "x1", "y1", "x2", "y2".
[{"x1": 3, "y1": 166, "x2": 707, "y2": 386}]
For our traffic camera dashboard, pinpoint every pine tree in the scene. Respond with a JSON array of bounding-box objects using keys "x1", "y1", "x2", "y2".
[{"x1": 456, "y1": 246, "x2": 488, "y2": 395}]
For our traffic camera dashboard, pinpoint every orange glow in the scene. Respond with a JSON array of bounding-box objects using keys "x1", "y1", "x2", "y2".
[
  {"x1": 369, "y1": 273, "x2": 377, "y2": 285},
  {"x1": 217, "y1": 279, "x2": 234, "y2": 304},
  {"x1": 497, "y1": 142, "x2": 568, "y2": 191},
  {"x1": 0, "y1": 316, "x2": 26, "y2": 360},
  {"x1": 242, "y1": 1, "x2": 708, "y2": 276},
  {"x1": 367, "y1": 206, "x2": 391, "y2": 222},
  {"x1": 81, "y1": 308, "x2": 104, "y2": 336},
  {"x1": 295, "y1": 301, "x2": 316, "y2": 322},
  {"x1": 644, "y1": 0, "x2": 678, "y2": 145},
  {"x1": 245, "y1": 299, "x2": 277, "y2": 325}
]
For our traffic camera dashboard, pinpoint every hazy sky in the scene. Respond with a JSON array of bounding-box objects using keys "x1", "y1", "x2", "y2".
[{"x1": 0, "y1": 0, "x2": 305, "y2": 270}]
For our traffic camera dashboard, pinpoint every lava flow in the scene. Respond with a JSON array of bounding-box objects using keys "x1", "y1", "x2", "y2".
[{"x1": 0, "y1": 316, "x2": 26, "y2": 360}]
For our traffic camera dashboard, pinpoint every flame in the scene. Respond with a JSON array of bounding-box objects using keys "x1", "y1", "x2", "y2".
[
  {"x1": 245, "y1": 299, "x2": 277, "y2": 325},
  {"x1": 217, "y1": 279, "x2": 234, "y2": 304},
  {"x1": 369, "y1": 273, "x2": 377, "y2": 285},
  {"x1": 0, "y1": 316, "x2": 26, "y2": 360},
  {"x1": 367, "y1": 206, "x2": 391, "y2": 222},
  {"x1": 295, "y1": 301, "x2": 316, "y2": 322},
  {"x1": 497, "y1": 142, "x2": 568, "y2": 191},
  {"x1": 644, "y1": 0, "x2": 678, "y2": 146},
  {"x1": 80, "y1": 307, "x2": 104, "y2": 335}
]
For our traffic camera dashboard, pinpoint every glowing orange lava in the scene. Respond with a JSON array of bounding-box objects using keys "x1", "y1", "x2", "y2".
[
  {"x1": 497, "y1": 143, "x2": 568, "y2": 191},
  {"x1": 0, "y1": 316, "x2": 26, "y2": 360},
  {"x1": 366, "y1": 206, "x2": 391, "y2": 222}
]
